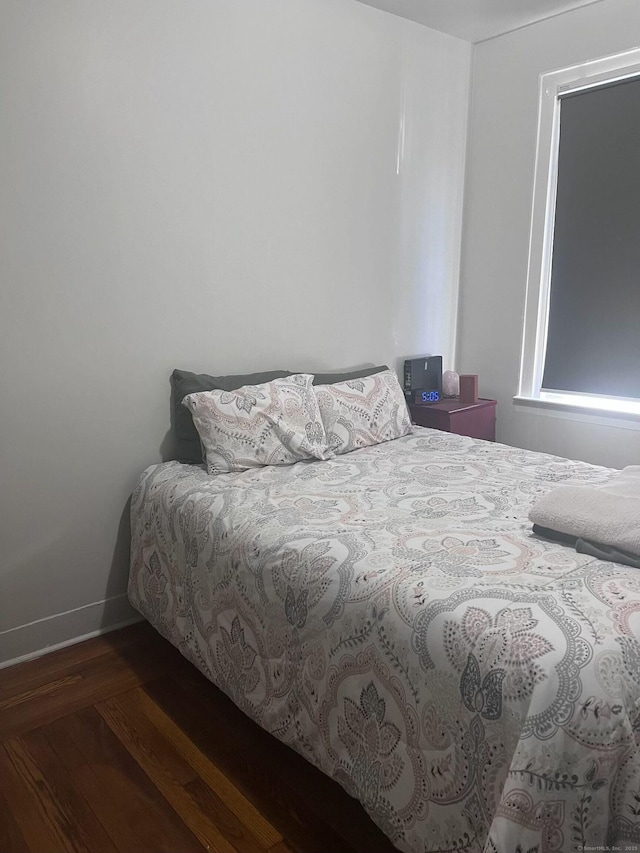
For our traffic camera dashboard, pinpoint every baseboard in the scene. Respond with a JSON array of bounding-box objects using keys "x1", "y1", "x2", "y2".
[{"x1": 0, "y1": 593, "x2": 143, "y2": 669}]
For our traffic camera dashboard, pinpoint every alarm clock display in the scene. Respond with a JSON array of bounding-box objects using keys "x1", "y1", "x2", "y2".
[{"x1": 411, "y1": 389, "x2": 440, "y2": 404}]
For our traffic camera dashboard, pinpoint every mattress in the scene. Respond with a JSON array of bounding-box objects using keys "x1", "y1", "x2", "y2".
[{"x1": 128, "y1": 428, "x2": 640, "y2": 852}]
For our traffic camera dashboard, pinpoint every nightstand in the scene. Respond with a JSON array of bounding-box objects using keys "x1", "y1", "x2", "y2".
[{"x1": 408, "y1": 398, "x2": 497, "y2": 441}]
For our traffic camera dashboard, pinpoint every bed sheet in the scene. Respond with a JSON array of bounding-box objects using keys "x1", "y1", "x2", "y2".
[{"x1": 128, "y1": 428, "x2": 640, "y2": 852}]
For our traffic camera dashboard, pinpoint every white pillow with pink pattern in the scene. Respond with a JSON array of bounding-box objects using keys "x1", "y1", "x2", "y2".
[
  {"x1": 314, "y1": 369, "x2": 413, "y2": 455},
  {"x1": 183, "y1": 374, "x2": 332, "y2": 474}
]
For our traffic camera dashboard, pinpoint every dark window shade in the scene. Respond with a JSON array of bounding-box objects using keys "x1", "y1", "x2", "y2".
[{"x1": 541, "y1": 75, "x2": 640, "y2": 399}]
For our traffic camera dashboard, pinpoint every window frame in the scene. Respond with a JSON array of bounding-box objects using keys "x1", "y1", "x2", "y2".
[{"x1": 516, "y1": 46, "x2": 640, "y2": 422}]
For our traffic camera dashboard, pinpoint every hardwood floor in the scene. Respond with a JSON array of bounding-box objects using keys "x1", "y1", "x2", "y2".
[{"x1": 0, "y1": 623, "x2": 398, "y2": 853}]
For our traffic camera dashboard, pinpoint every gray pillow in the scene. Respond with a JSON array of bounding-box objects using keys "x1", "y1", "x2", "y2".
[
  {"x1": 312, "y1": 365, "x2": 388, "y2": 386},
  {"x1": 172, "y1": 368, "x2": 292, "y2": 463}
]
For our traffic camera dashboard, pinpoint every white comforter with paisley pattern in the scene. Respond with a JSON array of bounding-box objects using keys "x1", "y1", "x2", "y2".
[{"x1": 128, "y1": 428, "x2": 640, "y2": 853}]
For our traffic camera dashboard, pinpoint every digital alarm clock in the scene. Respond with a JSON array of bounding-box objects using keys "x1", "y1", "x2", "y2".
[
  {"x1": 403, "y1": 355, "x2": 443, "y2": 404},
  {"x1": 410, "y1": 389, "x2": 441, "y2": 404}
]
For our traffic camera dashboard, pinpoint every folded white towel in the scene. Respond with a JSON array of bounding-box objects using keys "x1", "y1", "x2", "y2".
[{"x1": 529, "y1": 465, "x2": 640, "y2": 557}]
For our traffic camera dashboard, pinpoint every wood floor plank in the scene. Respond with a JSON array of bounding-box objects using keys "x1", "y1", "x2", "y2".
[
  {"x1": 0, "y1": 622, "x2": 150, "y2": 699},
  {"x1": 0, "y1": 738, "x2": 88, "y2": 853},
  {"x1": 47, "y1": 707, "x2": 208, "y2": 853},
  {"x1": 97, "y1": 695, "x2": 251, "y2": 853},
  {"x1": 95, "y1": 690, "x2": 198, "y2": 787},
  {"x1": 0, "y1": 673, "x2": 83, "y2": 711},
  {"x1": 266, "y1": 843, "x2": 298, "y2": 853},
  {"x1": 18, "y1": 728, "x2": 119, "y2": 853},
  {"x1": 182, "y1": 776, "x2": 270, "y2": 853},
  {"x1": 0, "y1": 783, "x2": 30, "y2": 853},
  {"x1": 113, "y1": 685, "x2": 282, "y2": 848},
  {"x1": 0, "y1": 639, "x2": 165, "y2": 741},
  {"x1": 43, "y1": 714, "x2": 93, "y2": 772}
]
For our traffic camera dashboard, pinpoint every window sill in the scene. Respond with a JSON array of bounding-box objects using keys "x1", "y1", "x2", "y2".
[{"x1": 513, "y1": 394, "x2": 640, "y2": 431}]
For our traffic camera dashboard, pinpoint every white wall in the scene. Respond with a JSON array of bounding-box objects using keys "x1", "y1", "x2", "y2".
[
  {"x1": 0, "y1": 0, "x2": 470, "y2": 663},
  {"x1": 458, "y1": 0, "x2": 640, "y2": 469}
]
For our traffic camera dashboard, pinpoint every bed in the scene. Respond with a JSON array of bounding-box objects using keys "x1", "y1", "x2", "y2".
[{"x1": 128, "y1": 423, "x2": 640, "y2": 853}]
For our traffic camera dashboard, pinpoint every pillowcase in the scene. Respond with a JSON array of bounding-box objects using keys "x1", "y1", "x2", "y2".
[
  {"x1": 172, "y1": 368, "x2": 292, "y2": 463},
  {"x1": 314, "y1": 369, "x2": 413, "y2": 455},
  {"x1": 182, "y1": 374, "x2": 332, "y2": 475}
]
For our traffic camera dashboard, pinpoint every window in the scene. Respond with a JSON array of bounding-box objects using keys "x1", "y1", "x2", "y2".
[{"x1": 518, "y1": 48, "x2": 640, "y2": 420}]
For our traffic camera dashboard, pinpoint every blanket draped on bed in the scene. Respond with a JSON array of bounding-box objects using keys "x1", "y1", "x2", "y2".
[{"x1": 128, "y1": 430, "x2": 640, "y2": 853}]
